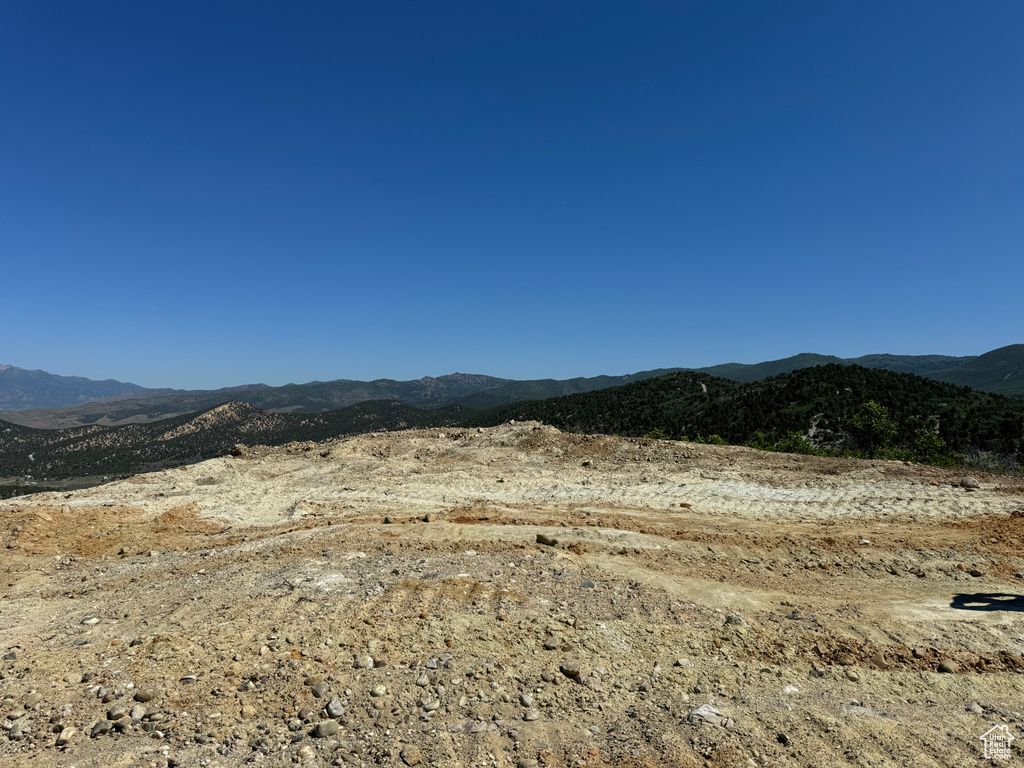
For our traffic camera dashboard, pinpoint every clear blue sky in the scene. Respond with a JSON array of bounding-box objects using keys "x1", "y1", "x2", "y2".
[{"x1": 2, "y1": 1, "x2": 1021, "y2": 389}]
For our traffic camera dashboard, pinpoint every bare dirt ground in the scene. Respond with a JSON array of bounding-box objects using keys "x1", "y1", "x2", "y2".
[{"x1": 3, "y1": 422, "x2": 1024, "y2": 768}]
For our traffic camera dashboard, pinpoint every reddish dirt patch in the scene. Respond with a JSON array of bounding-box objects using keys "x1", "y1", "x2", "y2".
[
  {"x1": 2, "y1": 503, "x2": 228, "y2": 558},
  {"x1": 944, "y1": 510, "x2": 1024, "y2": 557}
]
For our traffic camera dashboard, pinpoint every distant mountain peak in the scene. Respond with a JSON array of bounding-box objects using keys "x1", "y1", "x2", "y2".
[{"x1": 0, "y1": 365, "x2": 145, "y2": 411}]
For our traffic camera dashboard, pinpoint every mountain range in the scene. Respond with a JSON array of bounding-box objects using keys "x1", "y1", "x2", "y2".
[
  {"x1": 1, "y1": 345, "x2": 1021, "y2": 430},
  {"x1": 3, "y1": 362, "x2": 1022, "y2": 487},
  {"x1": 0, "y1": 364, "x2": 147, "y2": 410}
]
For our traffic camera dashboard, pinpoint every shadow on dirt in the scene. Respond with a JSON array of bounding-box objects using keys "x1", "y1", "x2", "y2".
[{"x1": 951, "y1": 593, "x2": 1024, "y2": 612}]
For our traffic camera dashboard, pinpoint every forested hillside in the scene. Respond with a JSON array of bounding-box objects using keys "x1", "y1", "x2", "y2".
[
  {"x1": 927, "y1": 344, "x2": 1024, "y2": 398},
  {"x1": 466, "y1": 365, "x2": 1024, "y2": 467},
  {"x1": 0, "y1": 401, "x2": 467, "y2": 480}
]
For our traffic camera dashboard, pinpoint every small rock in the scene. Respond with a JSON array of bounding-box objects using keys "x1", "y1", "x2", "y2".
[
  {"x1": 560, "y1": 659, "x2": 582, "y2": 677},
  {"x1": 543, "y1": 637, "x2": 560, "y2": 651},
  {"x1": 81, "y1": 616, "x2": 100, "y2": 626},
  {"x1": 326, "y1": 697, "x2": 345, "y2": 718},
  {"x1": 523, "y1": 708, "x2": 540, "y2": 721},
  {"x1": 960, "y1": 476, "x2": 980, "y2": 490},
  {"x1": 55, "y1": 726, "x2": 76, "y2": 746},
  {"x1": 536, "y1": 534, "x2": 558, "y2": 547},
  {"x1": 859, "y1": 538, "x2": 870, "y2": 546},
  {"x1": 130, "y1": 704, "x2": 146, "y2": 721},
  {"x1": 690, "y1": 704, "x2": 728, "y2": 727},
  {"x1": 311, "y1": 682, "x2": 329, "y2": 698},
  {"x1": 845, "y1": 670, "x2": 860, "y2": 682},
  {"x1": 384, "y1": 516, "x2": 395, "y2": 524},
  {"x1": 415, "y1": 674, "x2": 429, "y2": 687},
  {"x1": 673, "y1": 658, "x2": 694, "y2": 668},
  {"x1": 90, "y1": 720, "x2": 112, "y2": 738},
  {"x1": 912, "y1": 647, "x2": 927, "y2": 659},
  {"x1": 134, "y1": 689, "x2": 159, "y2": 703},
  {"x1": 370, "y1": 685, "x2": 386, "y2": 697},
  {"x1": 2, "y1": 650, "x2": 17, "y2": 660},
  {"x1": 8, "y1": 718, "x2": 29, "y2": 740},
  {"x1": 782, "y1": 685, "x2": 799, "y2": 695},
  {"x1": 25, "y1": 691, "x2": 42, "y2": 707},
  {"x1": 724, "y1": 613, "x2": 748, "y2": 628},
  {"x1": 777, "y1": 732, "x2": 790, "y2": 747},
  {"x1": 967, "y1": 701, "x2": 984, "y2": 714},
  {"x1": 354, "y1": 655, "x2": 374, "y2": 669},
  {"x1": 422, "y1": 699, "x2": 440, "y2": 711},
  {"x1": 241, "y1": 704, "x2": 256, "y2": 720},
  {"x1": 400, "y1": 745, "x2": 423, "y2": 766},
  {"x1": 519, "y1": 693, "x2": 533, "y2": 707},
  {"x1": 108, "y1": 704, "x2": 128, "y2": 720},
  {"x1": 938, "y1": 659, "x2": 959, "y2": 674},
  {"x1": 314, "y1": 720, "x2": 339, "y2": 738}
]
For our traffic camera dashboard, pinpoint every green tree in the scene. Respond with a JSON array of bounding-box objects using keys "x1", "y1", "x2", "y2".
[
  {"x1": 775, "y1": 430, "x2": 820, "y2": 455},
  {"x1": 848, "y1": 400, "x2": 898, "y2": 457}
]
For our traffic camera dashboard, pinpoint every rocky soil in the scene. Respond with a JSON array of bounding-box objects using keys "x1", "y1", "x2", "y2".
[{"x1": 2, "y1": 422, "x2": 1024, "y2": 767}]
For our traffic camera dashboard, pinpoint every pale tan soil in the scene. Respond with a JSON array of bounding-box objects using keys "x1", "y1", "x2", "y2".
[{"x1": 2, "y1": 422, "x2": 1024, "y2": 768}]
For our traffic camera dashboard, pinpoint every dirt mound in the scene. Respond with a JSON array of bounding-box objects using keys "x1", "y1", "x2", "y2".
[{"x1": 2, "y1": 425, "x2": 1024, "y2": 767}]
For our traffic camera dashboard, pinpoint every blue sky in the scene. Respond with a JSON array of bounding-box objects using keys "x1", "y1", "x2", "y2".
[{"x1": 2, "y1": 1, "x2": 1021, "y2": 389}]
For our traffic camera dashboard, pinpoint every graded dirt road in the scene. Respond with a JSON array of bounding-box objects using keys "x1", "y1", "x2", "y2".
[{"x1": 3, "y1": 422, "x2": 1024, "y2": 767}]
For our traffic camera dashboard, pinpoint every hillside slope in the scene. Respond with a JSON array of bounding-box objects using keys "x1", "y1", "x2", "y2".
[
  {"x1": 466, "y1": 365, "x2": 1024, "y2": 464},
  {"x1": 927, "y1": 344, "x2": 1024, "y2": 397},
  {"x1": 0, "y1": 401, "x2": 464, "y2": 480}
]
